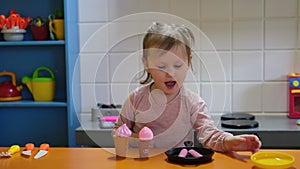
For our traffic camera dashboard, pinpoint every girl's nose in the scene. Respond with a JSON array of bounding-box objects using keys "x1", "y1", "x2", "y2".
[{"x1": 165, "y1": 67, "x2": 175, "y2": 77}]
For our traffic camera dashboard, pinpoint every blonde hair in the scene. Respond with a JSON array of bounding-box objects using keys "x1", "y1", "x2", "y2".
[{"x1": 140, "y1": 22, "x2": 195, "y2": 84}]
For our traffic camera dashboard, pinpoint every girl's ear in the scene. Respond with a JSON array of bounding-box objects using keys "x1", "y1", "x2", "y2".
[
  {"x1": 142, "y1": 57, "x2": 149, "y2": 72},
  {"x1": 188, "y1": 54, "x2": 192, "y2": 65}
]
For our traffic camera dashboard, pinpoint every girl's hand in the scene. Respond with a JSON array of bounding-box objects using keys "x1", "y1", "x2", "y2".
[{"x1": 224, "y1": 134, "x2": 262, "y2": 153}]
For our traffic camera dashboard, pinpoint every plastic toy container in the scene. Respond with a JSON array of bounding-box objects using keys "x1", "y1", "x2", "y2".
[
  {"x1": 31, "y1": 25, "x2": 49, "y2": 40},
  {"x1": 22, "y1": 66, "x2": 55, "y2": 101}
]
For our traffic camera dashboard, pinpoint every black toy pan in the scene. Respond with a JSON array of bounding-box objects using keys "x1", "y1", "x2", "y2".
[{"x1": 165, "y1": 141, "x2": 214, "y2": 165}]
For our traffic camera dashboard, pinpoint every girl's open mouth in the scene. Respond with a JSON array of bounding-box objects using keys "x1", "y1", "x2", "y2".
[{"x1": 165, "y1": 81, "x2": 176, "y2": 88}]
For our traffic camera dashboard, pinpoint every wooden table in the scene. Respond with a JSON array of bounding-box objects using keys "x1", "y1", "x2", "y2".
[{"x1": 0, "y1": 148, "x2": 298, "y2": 169}]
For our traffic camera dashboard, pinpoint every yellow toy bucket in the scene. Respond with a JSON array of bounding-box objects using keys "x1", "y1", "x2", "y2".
[{"x1": 22, "y1": 66, "x2": 55, "y2": 101}]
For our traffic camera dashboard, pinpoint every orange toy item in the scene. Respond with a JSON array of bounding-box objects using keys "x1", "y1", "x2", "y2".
[
  {"x1": 22, "y1": 143, "x2": 35, "y2": 156},
  {"x1": 0, "y1": 9, "x2": 31, "y2": 29},
  {"x1": 34, "y1": 144, "x2": 50, "y2": 159},
  {"x1": 0, "y1": 15, "x2": 6, "y2": 29}
]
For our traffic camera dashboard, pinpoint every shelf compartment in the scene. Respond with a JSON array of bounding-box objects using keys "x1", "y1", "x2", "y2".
[
  {"x1": 0, "y1": 107, "x2": 68, "y2": 147},
  {"x1": 1, "y1": 0, "x2": 79, "y2": 147},
  {"x1": 0, "y1": 40, "x2": 65, "y2": 46},
  {"x1": 0, "y1": 100, "x2": 67, "y2": 107}
]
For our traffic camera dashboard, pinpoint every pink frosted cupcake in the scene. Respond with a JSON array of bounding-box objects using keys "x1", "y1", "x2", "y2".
[
  {"x1": 138, "y1": 127, "x2": 154, "y2": 158},
  {"x1": 113, "y1": 124, "x2": 132, "y2": 157}
]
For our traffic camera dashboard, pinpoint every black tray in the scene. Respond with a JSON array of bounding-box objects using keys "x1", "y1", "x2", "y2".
[
  {"x1": 221, "y1": 113, "x2": 255, "y2": 120},
  {"x1": 221, "y1": 119, "x2": 259, "y2": 129},
  {"x1": 165, "y1": 141, "x2": 214, "y2": 165}
]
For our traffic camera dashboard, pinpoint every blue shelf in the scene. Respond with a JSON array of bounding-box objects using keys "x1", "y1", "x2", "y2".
[
  {"x1": 0, "y1": 0, "x2": 79, "y2": 147},
  {"x1": 0, "y1": 40, "x2": 65, "y2": 46},
  {"x1": 0, "y1": 100, "x2": 67, "y2": 107}
]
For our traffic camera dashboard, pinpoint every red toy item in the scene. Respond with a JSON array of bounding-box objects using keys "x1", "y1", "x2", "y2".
[
  {"x1": 0, "y1": 72, "x2": 23, "y2": 101},
  {"x1": 288, "y1": 73, "x2": 300, "y2": 118}
]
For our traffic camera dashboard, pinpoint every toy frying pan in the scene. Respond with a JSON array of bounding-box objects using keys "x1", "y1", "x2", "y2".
[{"x1": 165, "y1": 141, "x2": 214, "y2": 165}]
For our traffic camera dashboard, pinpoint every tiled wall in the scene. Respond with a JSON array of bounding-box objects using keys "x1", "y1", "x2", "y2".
[{"x1": 78, "y1": 0, "x2": 300, "y2": 114}]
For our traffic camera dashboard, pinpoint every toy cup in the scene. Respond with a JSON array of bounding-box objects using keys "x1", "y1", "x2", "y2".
[
  {"x1": 49, "y1": 19, "x2": 64, "y2": 40},
  {"x1": 138, "y1": 140, "x2": 153, "y2": 158},
  {"x1": 113, "y1": 135, "x2": 129, "y2": 157}
]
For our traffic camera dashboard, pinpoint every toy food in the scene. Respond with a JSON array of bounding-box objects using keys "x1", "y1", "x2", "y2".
[
  {"x1": 0, "y1": 9, "x2": 31, "y2": 29},
  {"x1": 138, "y1": 127, "x2": 154, "y2": 158},
  {"x1": 113, "y1": 124, "x2": 132, "y2": 157}
]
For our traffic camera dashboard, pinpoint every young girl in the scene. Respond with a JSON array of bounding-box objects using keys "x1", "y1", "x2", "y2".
[{"x1": 114, "y1": 22, "x2": 261, "y2": 153}]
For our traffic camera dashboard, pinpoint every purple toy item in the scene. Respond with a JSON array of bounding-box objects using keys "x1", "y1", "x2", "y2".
[
  {"x1": 178, "y1": 148, "x2": 188, "y2": 158},
  {"x1": 188, "y1": 149, "x2": 203, "y2": 158},
  {"x1": 100, "y1": 116, "x2": 118, "y2": 122}
]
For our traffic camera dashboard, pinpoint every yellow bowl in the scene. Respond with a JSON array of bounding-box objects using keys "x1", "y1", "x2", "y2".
[{"x1": 251, "y1": 151, "x2": 295, "y2": 169}]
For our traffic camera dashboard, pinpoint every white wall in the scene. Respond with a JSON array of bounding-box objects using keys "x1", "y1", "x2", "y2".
[{"x1": 78, "y1": 0, "x2": 300, "y2": 114}]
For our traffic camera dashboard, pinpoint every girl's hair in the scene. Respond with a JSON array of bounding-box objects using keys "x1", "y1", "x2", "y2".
[{"x1": 140, "y1": 22, "x2": 195, "y2": 84}]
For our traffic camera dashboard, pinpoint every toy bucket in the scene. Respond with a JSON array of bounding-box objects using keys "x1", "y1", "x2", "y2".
[
  {"x1": 31, "y1": 25, "x2": 49, "y2": 40},
  {"x1": 22, "y1": 67, "x2": 55, "y2": 101}
]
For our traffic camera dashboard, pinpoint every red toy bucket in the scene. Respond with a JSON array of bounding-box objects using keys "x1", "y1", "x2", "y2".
[{"x1": 31, "y1": 25, "x2": 49, "y2": 40}]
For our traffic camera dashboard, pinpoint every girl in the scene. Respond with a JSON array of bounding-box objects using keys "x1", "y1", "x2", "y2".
[{"x1": 114, "y1": 22, "x2": 261, "y2": 153}]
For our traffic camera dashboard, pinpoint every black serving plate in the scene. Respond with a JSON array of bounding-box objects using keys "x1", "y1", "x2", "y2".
[{"x1": 165, "y1": 141, "x2": 214, "y2": 165}]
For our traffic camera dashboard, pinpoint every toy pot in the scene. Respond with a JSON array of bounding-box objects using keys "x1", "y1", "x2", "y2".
[
  {"x1": 49, "y1": 19, "x2": 64, "y2": 40},
  {"x1": 0, "y1": 72, "x2": 23, "y2": 101},
  {"x1": 1, "y1": 28, "x2": 26, "y2": 41},
  {"x1": 22, "y1": 66, "x2": 55, "y2": 101}
]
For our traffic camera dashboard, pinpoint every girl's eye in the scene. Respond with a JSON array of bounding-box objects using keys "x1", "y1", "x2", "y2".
[
  {"x1": 157, "y1": 66, "x2": 166, "y2": 70},
  {"x1": 174, "y1": 64, "x2": 182, "y2": 69}
]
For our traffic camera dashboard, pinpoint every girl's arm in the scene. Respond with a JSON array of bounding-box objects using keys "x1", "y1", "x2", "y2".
[
  {"x1": 223, "y1": 134, "x2": 261, "y2": 153},
  {"x1": 113, "y1": 94, "x2": 137, "y2": 137},
  {"x1": 191, "y1": 98, "x2": 261, "y2": 152}
]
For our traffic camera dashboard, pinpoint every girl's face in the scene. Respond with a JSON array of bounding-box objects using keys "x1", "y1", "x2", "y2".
[{"x1": 144, "y1": 44, "x2": 191, "y2": 95}]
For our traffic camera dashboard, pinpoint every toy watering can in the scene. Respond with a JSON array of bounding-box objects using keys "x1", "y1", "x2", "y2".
[{"x1": 22, "y1": 66, "x2": 55, "y2": 101}]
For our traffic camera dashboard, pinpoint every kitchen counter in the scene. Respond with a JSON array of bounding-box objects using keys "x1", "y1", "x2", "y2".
[
  {"x1": 76, "y1": 113, "x2": 300, "y2": 148},
  {"x1": 0, "y1": 147, "x2": 299, "y2": 169},
  {"x1": 214, "y1": 114, "x2": 300, "y2": 149}
]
